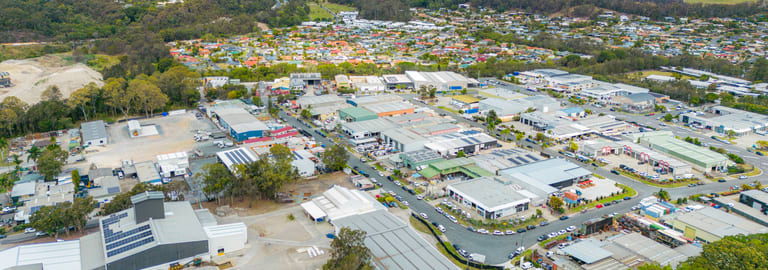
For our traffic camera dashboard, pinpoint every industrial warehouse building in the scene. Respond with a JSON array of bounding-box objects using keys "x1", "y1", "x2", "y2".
[
  {"x1": 405, "y1": 71, "x2": 478, "y2": 91},
  {"x1": 1, "y1": 192, "x2": 248, "y2": 270},
  {"x1": 213, "y1": 107, "x2": 269, "y2": 141},
  {"x1": 216, "y1": 147, "x2": 258, "y2": 173},
  {"x1": 289, "y1": 73, "x2": 321, "y2": 88},
  {"x1": 382, "y1": 74, "x2": 413, "y2": 90},
  {"x1": 499, "y1": 158, "x2": 591, "y2": 190},
  {"x1": 338, "y1": 107, "x2": 378, "y2": 122},
  {"x1": 446, "y1": 177, "x2": 531, "y2": 219},
  {"x1": 681, "y1": 106, "x2": 768, "y2": 136},
  {"x1": 302, "y1": 186, "x2": 457, "y2": 269},
  {"x1": 739, "y1": 190, "x2": 768, "y2": 215},
  {"x1": 424, "y1": 130, "x2": 497, "y2": 157},
  {"x1": 579, "y1": 140, "x2": 693, "y2": 176},
  {"x1": 399, "y1": 149, "x2": 443, "y2": 170},
  {"x1": 625, "y1": 131, "x2": 730, "y2": 171},
  {"x1": 666, "y1": 207, "x2": 768, "y2": 243},
  {"x1": 81, "y1": 120, "x2": 108, "y2": 146}
]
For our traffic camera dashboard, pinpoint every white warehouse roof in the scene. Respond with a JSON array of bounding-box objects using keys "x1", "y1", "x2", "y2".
[{"x1": 0, "y1": 240, "x2": 82, "y2": 270}]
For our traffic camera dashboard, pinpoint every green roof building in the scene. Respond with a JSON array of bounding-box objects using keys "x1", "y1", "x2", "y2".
[
  {"x1": 339, "y1": 107, "x2": 378, "y2": 122},
  {"x1": 418, "y1": 158, "x2": 493, "y2": 180},
  {"x1": 400, "y1": 149, "x2": 443, "y2": 170}
]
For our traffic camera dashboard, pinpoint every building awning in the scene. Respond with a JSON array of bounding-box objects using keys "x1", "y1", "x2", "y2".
[
  {"x1": 301, "y1": 201, "x2": 326, "y2": 220},
  {"x1": 419, "y1": 167, "x2": 440, "y2": 179}
]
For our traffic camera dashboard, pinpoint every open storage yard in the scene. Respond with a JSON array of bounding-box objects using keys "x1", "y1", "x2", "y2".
[{"x1": 81, "y1": 112, "x2": 214, "y2": 167}]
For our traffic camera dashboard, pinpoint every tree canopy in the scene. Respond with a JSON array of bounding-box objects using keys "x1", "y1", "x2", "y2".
[
  {"x1": 323, "y1": 145, "x2": 350, "y2": 172},
  {"x1": 323, "y1": 227, "x2": 373, "y2": 270},
  {"x1": 678, "y1": 233, "x2": 768, "y2": 270}
]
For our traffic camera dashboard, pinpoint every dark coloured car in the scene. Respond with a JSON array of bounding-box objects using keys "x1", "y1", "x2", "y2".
[
  {"x1": 467, "y1": 226, "x2": 477, "y2": 232},
  {"x1": 611, "y1": 170, "x2": 620, "y2": 175},
  {"x1": 559, "y1": 216, "x2": 569, "y2": 220},
  {"x1": 517, "y1": 228, "x2": 527, "y2": 233},
  {"x1": 527, "y1": 225, "x2": 536, "y2": 230},
  {"x1": 387, "y1": 176, "x2": 393, "y2": 181},
  {"x1": 537, "y1": 235, "x2": 548, "y2": 241},
  {"x1": 623, "y1": 196, "x2": 631, "y2": 200},
  {"x1": 718, "y1": 179, "x2": 727, "y2": 183}
]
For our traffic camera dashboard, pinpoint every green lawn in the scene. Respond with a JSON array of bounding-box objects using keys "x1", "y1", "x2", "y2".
[
  {"x1": 437, "y1": 106, "x2": 459, "y2": 114},
  {"x1": 308, "y1": 3, "x2": 334, "y2": 20}
]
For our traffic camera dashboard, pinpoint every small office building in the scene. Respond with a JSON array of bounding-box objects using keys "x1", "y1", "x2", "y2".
[
  {"x1": 289, "y1": 73, "x2": 322, "y2": 88},
  {"x1": 382, "y1": 74, "x2": 413, "y2": 90},
  {"x1": 399, "y1": 149, "x2": 443, "y2": 170},
  {"x1": 135, "y1": 161, "x2": 162, "y2": 185},
  {"x1": 213, "y1": 107, "x2": 269, "y2": 141},
  {"x1": 499, "y1": 159, "x2": 591, "y2": 190},
  {"x1": 423, "y1": 130, "x2": 497, "y2": 157},
  {"x1": 81, "y1": 120, "x2": 108, "y2": 146},
  {"x1": 446, "y1": 177, "x2": 530, "y2": 219}
]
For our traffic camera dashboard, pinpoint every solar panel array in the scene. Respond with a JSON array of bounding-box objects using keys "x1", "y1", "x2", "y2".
[
  {"x1": 223, "y1": 149, "x2": 254, "y2": 166},
  {"x1": 107, "y1": 187, "x2": 121, "y2": 194},
  {"x1": 106, "y1": 237, "x2": 154, "y2": 258},
  {"x1": 105, "y1": 224, "x2": 150, "y2": 244}
]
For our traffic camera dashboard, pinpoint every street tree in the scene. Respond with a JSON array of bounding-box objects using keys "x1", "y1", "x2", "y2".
[
  {"x1": 663, "y1": 113, "x2": 674, "y2": 122},
  {"x1": 300, "y1": 109, "x2": 312, "y2": 120},
  {"x1": 655, "y1": 189, "x2": 670, "y2": 202},
  {"x1": 72, "y1": 169, "x2": 80, "y2": 192},
  {"x1": 103, "y1": 77, "x2": 135, "y2": 117},
  {"x1": 67, "y1": 83, "x2": 99, "y2": 121},
  {"x1": 322, "y1": 145, "x2": 349, "y2": 172},
  {"x1": 323, "y1": 227, "x2": 373, "y2": 270},
  {"x1": 37, "y1": 148, "x2": 68, "y2": 181},
  {"x1": 130, "y1": 78, "x2": 169, "y2": 117},
  {"x1": 199, "y1": 163, "x2": 232, "y2": 206},
  {"x1": 549, "y1": 196, "x2": 564, "y2": 212},
  {"x1": 569, "y1": 141, "x2": 578, "y2": 152}
]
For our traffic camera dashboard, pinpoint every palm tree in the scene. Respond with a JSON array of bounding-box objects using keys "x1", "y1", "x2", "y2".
[
  {"x1": 12, "y1": 154, "x2": 21, "y2": 179},
  {"x1": 27, "y1": 146, "x2": 42, "y2": 163}
]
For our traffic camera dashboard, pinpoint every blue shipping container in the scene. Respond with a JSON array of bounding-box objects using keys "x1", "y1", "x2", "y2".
[{"x1": 464, "y1": 108, "x2": 479, "y2": 114}]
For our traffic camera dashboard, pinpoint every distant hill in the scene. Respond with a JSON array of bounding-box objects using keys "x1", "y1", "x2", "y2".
[
  {"x1": 332, "y1": 0, "x2": 766, "y2": 21},
  {"x1": 0, "y1": 0, "x2": 310, "y2": 43}
]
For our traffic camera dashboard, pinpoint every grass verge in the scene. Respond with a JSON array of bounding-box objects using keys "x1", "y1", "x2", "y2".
[
  {"x1": 437, "y1": 106, "x2": 460, "y2": 114},
  {"x1": 409, "y1": 216, "x2": 442, "y2": 236},
  {"x1": 436, "y1": 242, "x2": 482, "y2": 270},
  {"x1": 745, "y1": 167, "x2": 762, "y2": 177},
  {"x1": 617, "y1": 170, "x2": 695, "y2": 188},
  {"x1": 592, "y1": 173, "x2": 605, "y2": 179}
]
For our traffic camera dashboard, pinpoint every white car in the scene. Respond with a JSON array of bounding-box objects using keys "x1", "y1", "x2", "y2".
[
  {"x1": 416, "y1": 195, "x2": 423, "y2": 200},
  {"x1": 24, "y1": 228, "x2": 36, "y2": 234},
  {"x1": 505, "y1": 230, "x2": 515, "y2": 235},
  {"x1": 521, "y1": 262, "x2": 533, "y2": 269},
  {"x1": 378, "y1": 171, "x2": 384, "y2": 177},
  {"x1": 566, "y1": 225, "x2": 576, "y2": 232},
  {"x1": 435, "y1": 207, "x2": 443, "y2": 214},
  {"x1": 420, "y1": 213, "x2": 428, "y2": 219},
  {"x1": 360, "y1": 158, "x2": 367, "y2": 162},
  {"x1": 394, "y1": 181, "x2": 402, "y2": 186},
  {"x1": 438, "y1": 225, "x2": 446, "y2": 232},
  {"x1": 739, "y1": 175, "x2": 747, "y2": 179},
  {"x1": 548, "y1": 232, "x2": 557, "y2": 238},
  {"x1": 493, "y1": 230, "x2": 504, "y2": 236},
  {"x1": 558, "y1": 230, "x2": 567, "y2": 235},
  {"x1": 402, "y1": 201, "x2": 409, "y2": 206}
]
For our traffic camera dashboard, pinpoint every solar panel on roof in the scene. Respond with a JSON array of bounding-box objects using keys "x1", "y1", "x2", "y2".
[
  {"x1": 508, "y1": 158, "x2": 521, "y2": 165},
  {"x1": 106, "y1": 236, "x2": 154, "y2": 257},
  {"x1": 525, "y1": 154, "x2": 539, "y2": 161},
  {"x1": 225, "y1": 152, "x2": 241, "y2": 165},
  {"x1": 105, "y1": 224, "x2": 151, "y2": 243},
  {"x1": 106, "y1": 230, "x2": 152, "y2": 250},
  {"x1": 231, "y1": 151, "x2": 246, "y2": 164}
]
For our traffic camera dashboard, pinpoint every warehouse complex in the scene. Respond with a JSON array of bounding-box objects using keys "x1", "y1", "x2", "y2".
[
  {"x1": 681, "y1": 106, "x2": 768, "y2": 136},
  {"x1": 446, "y1": 177, "x2": 531, "y2": 219},
  {"x1": 666, "y1": 207, "x2": 768, "y2": 243},
  {"x1": 302, "y1": 186, "x2": 457, "y2": 269},
  {"x1": 1, "y1": 192, "x2": 247, "y2": 270},
  {"x1": 212, "y1": 107, "x2": 269, "y2": 141},
  {"x1": 625, "y1": 131, "x2": 730, "y2": 171}
]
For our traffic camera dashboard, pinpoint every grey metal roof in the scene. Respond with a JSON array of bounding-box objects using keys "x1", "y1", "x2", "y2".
[
  {"x1": 447, "y1": 177, "x2": 529, "y2": 211},
  {"x1": 499, "y1": 158, "x2": 591, "y2": 186},
  {"x1": 81, "y1": 120, "x2": 107, "y2": 142},
  {"x1": 741, "y1": 189, "x2": 768, "y2": 204},
  {"x1": 561, "y1": 238, "x2": 612, "y2": 264},
  {"x1": 130, "y1": 191, "x2": 165, "y2": 204},
  {"x1": 332, "y1": 210, "x2": 458, "y2": 270},
  {"x1": 400, "y1": 149, "x2": 442, "y2": 163}
]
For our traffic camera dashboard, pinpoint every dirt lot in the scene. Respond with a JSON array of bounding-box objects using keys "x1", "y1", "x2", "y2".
[
  {"x1": 78, "y1": 112, "x2": 213, "y2": 168},
  {"x1": 0, "y1": 55, "x2": 103, "y2": 104}
]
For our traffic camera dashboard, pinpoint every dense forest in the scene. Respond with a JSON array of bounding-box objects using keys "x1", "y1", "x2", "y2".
[
  {"x1": 337, "y1": 0, "x2": 766, "y2": 22},
  {"x1": 0, "y1": 0, "x2": 309, "y2": 43}
]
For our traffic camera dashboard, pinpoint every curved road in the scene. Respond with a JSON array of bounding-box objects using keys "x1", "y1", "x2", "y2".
[{"x1": 279, "y1": 98, "x2": 768, "y2": 265}]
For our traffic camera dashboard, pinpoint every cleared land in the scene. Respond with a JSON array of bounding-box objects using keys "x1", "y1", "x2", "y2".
[
  {"x1": 322, "y1": 2, "x2": 355, "y2": 13},
  {"x1": 308, "y1": 3, "x2": 334, "y2": 20},
  {"x1": 0, "y1": 54, "x2": 103, "y2": 104},
  {"x1": 627, "y1": 70, "x2": 696, "y2": 81}
]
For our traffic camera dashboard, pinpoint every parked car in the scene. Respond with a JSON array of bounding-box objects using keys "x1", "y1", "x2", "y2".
[
  {"x1": 567, "y1": 226, "x2": 577, "y2": 232},
  {"x1": 537, "y1": 235, "x2": 548, "y2": 241},
  {"x1": 527, "y1": 225, "x2": 536, "y2": 230},
  {"x1": 24, "y1": 228, "x2": 36, "y2": 234},
  {"x1": 420, "y1": 213, "x2": 428, "y2": 219},
  {"x1": 559, "y1": 215, "x2": 569, "y2": 220},
  {"x1": 718, "y1": 179, "x2": 727, "y2": 183},
  {"x1": 539, "y1": 221, "x2": 549, "y2": 226},
  {"x1": 505, "y1": 230, "x2": 515, "y2": 235}
]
